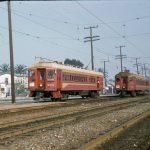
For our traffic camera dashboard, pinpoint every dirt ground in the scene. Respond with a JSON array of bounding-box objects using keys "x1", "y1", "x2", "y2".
[{"x1": 96, "y1": 116, "x2": 150, "y2": 150}]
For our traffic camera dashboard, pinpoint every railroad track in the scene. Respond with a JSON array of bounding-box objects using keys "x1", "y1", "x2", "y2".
[
  {"x1": 0, "y1": 97, "x2": 149, "y2": 140},
  {"x1": 0, "y1": 96, "x2": 148, "y2": 116}
]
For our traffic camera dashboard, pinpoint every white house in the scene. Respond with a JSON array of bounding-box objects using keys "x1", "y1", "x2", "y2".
[{"x1": 0, "y1": 74, "x2": 28, "y2": 97}]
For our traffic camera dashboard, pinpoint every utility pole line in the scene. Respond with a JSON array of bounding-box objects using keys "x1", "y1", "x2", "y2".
[
  {"x1": 115, "y1": 46, "x2": 126, "y2": 72},
  {"x1": 143, "y1": 63, "x2": 147, "y2": 77},
  {"x1": 141, "y1": 65, "x2": 144, "y2": 75},
  {"x1": 84, "y1": 25, "x2": 100, "y2": 70},
  {"x1": 8, "y1": 1, "x2": 15, "y2": 103},
  {"x1": 101, "y1": 60, "x2": 109, "y2": 86},
  {"x1": 133, "y1": 57, "x2": 140, "y2": 74}
]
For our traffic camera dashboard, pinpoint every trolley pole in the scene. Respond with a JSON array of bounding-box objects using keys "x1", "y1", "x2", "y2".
[
  {"x1": 8, "y1": 0, "x2": 15, "y2": 103},
  {"x1": 84, "y1": 25, "x2": 100, "y2": 70},
  {"x1": 115, "y1": 46, "x2": 126, "y2": 72}
]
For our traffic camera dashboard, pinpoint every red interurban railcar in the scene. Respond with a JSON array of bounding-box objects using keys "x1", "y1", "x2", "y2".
[
  {"x1": 28, "y1": 61, "x2": 104, "y2": 100},
  {"x1": 115, "y1": 71, "x2": 149, "y2": 97}
]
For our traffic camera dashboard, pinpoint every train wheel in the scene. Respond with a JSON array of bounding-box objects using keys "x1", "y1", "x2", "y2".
[
  {"x1": 130, "y1": 91, "x2": 136, "y2": 97},
  {"x1": 120, "y1": 91, "x2": 126, "y2": 97},
  {"x1": 90, "y1": 92, "x2": 97, "y2": 98}
]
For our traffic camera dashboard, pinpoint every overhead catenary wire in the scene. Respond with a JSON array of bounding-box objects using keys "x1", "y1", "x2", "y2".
[
  {"x1": 0, "y1": 25, "x2": 91, "y2": 58},
  {"x1": 7, "y1": 5, "x2": 150, "y2": 27},
  {"x1": 0, "y1": 6, "x2": 81, "y2": 42},
  {"x1": 0, "y1": 25, "x2": 108, "y2": 60},
  {"x1": 76, "y1": 1, "x2": 147, "y2": 56},
  {"x1": 0, "y1": 5, "x2": 138, "y2": 59}
]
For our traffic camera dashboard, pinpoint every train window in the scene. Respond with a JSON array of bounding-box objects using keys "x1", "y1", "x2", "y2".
[
  {"x1": 116, "y1": 78, "x2": 120, "y2": 82},
  {"x1": 29, "y1": 70, "x2": 35, "y2": 78},
  {"x1": 48, "y1": 70, "x2": 54, "y2": 79},
  {"x1": 40, "y1": 70, "x2": 45, "y2": 80},
  {"x1": 62, "y1": 74, "x2": 65, "y2": 81}
]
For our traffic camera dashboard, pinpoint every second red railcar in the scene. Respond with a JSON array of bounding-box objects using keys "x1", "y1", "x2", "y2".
[{"x1": 115, "y1": 71, "x2": 149, "y2": 97}]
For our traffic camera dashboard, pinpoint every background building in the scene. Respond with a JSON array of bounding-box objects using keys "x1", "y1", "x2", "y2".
[{"x1": 0, "y1": 74, "x2": 28, "y2": 98}]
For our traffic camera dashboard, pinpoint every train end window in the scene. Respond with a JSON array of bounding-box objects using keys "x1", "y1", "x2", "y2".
[
  {"x1": 48, "y1": 70, "x2": 54, "y2": 79},
  {"x1": 29, "y1": 70, "x2": 35, "y2": 78},
  {"x1": 116, "y1": 78, "x2": 120, "y2": 82}
]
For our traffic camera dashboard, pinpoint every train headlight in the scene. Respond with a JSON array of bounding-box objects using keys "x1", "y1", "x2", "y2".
[
  {"x1": 29, "y1": 82, "x2": 35, "y2": 87},
  {"x1": 116, "y1": 85, "x2": 120, "y2": 89},
  {"x1": 40, "y1": 83, "x2": 43, "y2": 87}
]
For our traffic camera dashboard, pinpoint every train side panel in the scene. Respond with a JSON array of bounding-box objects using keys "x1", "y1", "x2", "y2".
[{"x1": 28, "y1": 61, "x2": 104, "y2": 100}]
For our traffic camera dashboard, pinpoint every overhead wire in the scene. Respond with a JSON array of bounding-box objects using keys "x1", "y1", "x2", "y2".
[
  {"x1": 0, "y1": 25, "x2": 90, "y2": 57},
  {"x1": 0, "y1": 5, "x2": 108, "y2": 58},
  {"x1": 0, "y1": 6, "x2": 81, "y2": 42},
  {"x1": 76, "y1": 1, "x2": 147, "y2": 56}
]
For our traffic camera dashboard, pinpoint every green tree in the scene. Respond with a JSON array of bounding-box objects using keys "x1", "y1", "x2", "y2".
[
  {"x1": 0, "y1": 64, "x2": 10, "y2": 74},
  {"x1": 98, "y1": 68, "x2": 103, "y2": 73},
  {"x1": 15, "y1": 64, "x2": 27, "y2": 75},
  {"x1": 64, "y1": 58, "x2": 84, "y2": 67}
]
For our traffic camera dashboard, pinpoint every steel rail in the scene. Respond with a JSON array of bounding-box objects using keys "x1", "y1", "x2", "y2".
[
  {"x1": 0, "y1": 97, "x2": 148, "y2": 129},
  {"x1": 0, "y1": 96, "x2": 148, "y2": 118},
  {"x1": 0, "y1": 96, "x2": 148, "y2": 116},
  {"x1": 0, "y1": 98, "x2": 149, "y2": 140},
  {"x1": 79, "y1": 111, "x2": 150, "y2": 150}
]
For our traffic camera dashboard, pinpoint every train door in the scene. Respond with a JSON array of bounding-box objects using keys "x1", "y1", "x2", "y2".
[
  {"x1": 57, "y1": 69, "x2": 62, "y2": 90},
  {"x1": 37, "y1": 68, "x2": 46, "y2": 89},
  {"x1": 46, "y1": 69, "x2": 55, "y2": 91},
  {"x1": 122, "y1": 77, "x2": 128, "y2": 89},
  {"x1": 97, "y1": 77, "x2": 100, "y2": 89},
  {"x1": 128, "y1": 77, "x2": 135, "y2": 90}
]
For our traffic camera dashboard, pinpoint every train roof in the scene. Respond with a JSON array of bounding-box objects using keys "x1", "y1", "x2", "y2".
[
  {"x1": 29, "y1": 61, "x2": 104, "y2": 76},
  {"x1": 115, "y1": 72, "x2": 148, "y2": 80}
]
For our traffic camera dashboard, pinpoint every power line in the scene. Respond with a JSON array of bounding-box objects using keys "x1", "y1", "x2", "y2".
[
  {"x1": 94, "y1": 46, "x2": 115, "y2": 57},
  {"x1": 0, "y1": 6, "x2": 80, "y2": 42},
  {"x1": 9, "y1": 5, "x2": 150, "y2": 27},
  {"x1": 0, "y1": 5, "x2": 120, "y2": 60},
  {"x1": 76, "y1": 1, "x2": 147, "y2": 56},
  {"x1": 0, "y1": 25, "x2": 89, "y2": 57}
]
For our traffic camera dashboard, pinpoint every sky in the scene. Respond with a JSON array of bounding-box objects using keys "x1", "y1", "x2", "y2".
[{"x1": 0, "y1": 0, "x2": 150, "y2": 79}]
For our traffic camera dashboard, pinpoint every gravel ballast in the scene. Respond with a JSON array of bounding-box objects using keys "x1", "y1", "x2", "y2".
[{"x1": 0, "y1": 101, "x2": 149, "y2": 150}]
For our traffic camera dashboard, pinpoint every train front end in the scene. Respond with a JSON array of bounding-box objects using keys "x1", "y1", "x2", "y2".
[
  {"x1": 115, "y1": 72, "x2": 128, "y2": 96},
  {"x1": 28, "y1": 63, "x2": 57, "y2": 99}
]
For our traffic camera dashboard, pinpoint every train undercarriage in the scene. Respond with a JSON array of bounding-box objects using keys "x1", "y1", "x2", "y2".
[
  {"x1": 117, "y1": 90, "x2": 149, "y2": 97},
  {"x1": 30, "y1": 90, "x2": 99, "y2": 101}
]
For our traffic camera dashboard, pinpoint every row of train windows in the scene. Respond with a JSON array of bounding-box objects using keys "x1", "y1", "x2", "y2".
[
  {"x1": 29, "y1": 70, "x2": 55, "y2": 79},
  {"x1": 62, "y1": 74, "x2": 96, "y2": 83},
  {"x1": 136, "y1": 80, "x2": 148, "y2": 85}
]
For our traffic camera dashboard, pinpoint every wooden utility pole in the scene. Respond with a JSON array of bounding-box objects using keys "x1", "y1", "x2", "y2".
[
  {"x1": 143, "y1": 63, "x2": 147, "y2": 77},
  {"x1": 101, "y1": 60, "x2": 109, "y2": 86},
  {"x1": 133, "y1": 57, "x2": 140, "y2": 74},
  {"x1": 115, "y1": 46, "x2": 126, "y2": 72},
  {"x1": 8, "y1": 0, "x2": 15, "y2": 103},
  {"x1": 84, "y1": 25, "x2": 100, "y2": 70}
]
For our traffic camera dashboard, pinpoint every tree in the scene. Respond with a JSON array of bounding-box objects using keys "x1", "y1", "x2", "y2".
[
  {"x1": 0, "y1": 64, "x2": 10, "y2": 74},
  {"x1": 64, "y1": 58, "x2": 84, "y2": 67},
  {"x1": 98, "y1": 68, "x2": 103, "y2": 73},
  {"x1": 15, "y1": 64, "x2": 27, "y2": 75}
]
